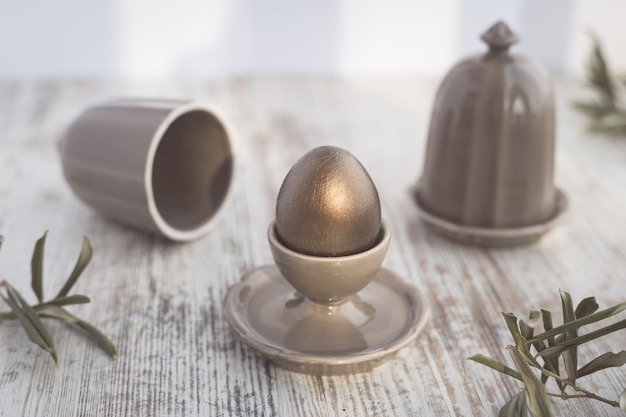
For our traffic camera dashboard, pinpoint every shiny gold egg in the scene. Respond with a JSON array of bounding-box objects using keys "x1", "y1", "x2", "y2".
[{"x1": 275, "y1": 146, "x2": 382, "y2": 256}]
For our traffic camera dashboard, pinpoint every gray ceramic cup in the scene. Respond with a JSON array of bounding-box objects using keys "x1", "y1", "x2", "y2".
[{"x1": 60, "y1": 98, "x2": 236, "y2": 241}]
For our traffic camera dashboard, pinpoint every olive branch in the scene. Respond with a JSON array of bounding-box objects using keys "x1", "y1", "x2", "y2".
[
  {"x1": 0, "y1": 232, "x2": 116, "y2": 365},
  {"x1": 573, "y1": 34, "x2": 626, "y2": 135},
  {"x1": 469, "y1": 290, "x2": 626, "y2": 417}
]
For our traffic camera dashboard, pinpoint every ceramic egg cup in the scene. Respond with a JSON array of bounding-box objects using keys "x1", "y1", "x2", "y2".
[{"x1": 223, "y1": 220, "x2": 429, "y2": 375}]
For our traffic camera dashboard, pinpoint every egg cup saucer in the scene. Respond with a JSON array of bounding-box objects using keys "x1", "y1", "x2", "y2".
[
  {"x1": 413, "y1": 187, "x2": 568, "y2": 247},
  {"x1": 223, "y1": 265, "x2": 429, "y2": 376}
]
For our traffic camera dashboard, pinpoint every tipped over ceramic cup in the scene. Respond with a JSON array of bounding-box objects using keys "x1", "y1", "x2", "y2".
[{"x1": 60, "y1": 98, "x2": 236, "y2": 241}]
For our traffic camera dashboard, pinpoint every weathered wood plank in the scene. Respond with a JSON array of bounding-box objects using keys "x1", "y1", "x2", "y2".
[{"x1": 0, "y1": 78, "x2": 625, "y2": 416}]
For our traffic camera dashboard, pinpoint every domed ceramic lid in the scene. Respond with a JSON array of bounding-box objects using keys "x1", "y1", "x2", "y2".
[{"x1": 413, "y1": 21, "x2": 567, "y2": 246}]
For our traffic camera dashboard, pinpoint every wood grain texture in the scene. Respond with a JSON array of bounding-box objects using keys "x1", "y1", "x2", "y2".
[{"x1": 0, "y1": 78, "x2": 625, "y2": 416}]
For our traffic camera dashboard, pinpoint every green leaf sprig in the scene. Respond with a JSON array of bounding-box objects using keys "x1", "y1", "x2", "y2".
[
  {"x1": 0, "y1": 232, "x2": 116, "y2": 365},
  {"x1": 573, "y1": 34, "x2": 626, "y2": 135},
  {"x1": 469, "y1": 290, "x2": 626, "y2": 417}
]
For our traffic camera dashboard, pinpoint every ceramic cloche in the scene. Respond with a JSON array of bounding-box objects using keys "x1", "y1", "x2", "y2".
[{"x1": 413, "y1": 21, "x2": 567, "y2": 246}]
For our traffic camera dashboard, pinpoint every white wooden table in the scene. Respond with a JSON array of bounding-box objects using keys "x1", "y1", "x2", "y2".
[{"x1": 0, "y1": 78, "x2": 625, "y2": 416}]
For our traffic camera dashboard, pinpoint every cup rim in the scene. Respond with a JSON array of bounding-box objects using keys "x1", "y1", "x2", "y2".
[
  {"x1": 268, "y1": 219, "x2": 391, "y2": 262},
  {"x1": 144, "y1": 101, "x2": 237, "y2": 241}
]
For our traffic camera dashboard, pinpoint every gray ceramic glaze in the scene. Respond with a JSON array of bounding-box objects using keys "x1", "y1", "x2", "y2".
[
  {"x1": 60, "y1": 98, "x2": 236, "y2": 241},
  {"x1": 270, "y1": 220, "x2": 390, "y2": 304},
  {"x1": 414, "y1": 21, "x2": 566, "y2": 246}
]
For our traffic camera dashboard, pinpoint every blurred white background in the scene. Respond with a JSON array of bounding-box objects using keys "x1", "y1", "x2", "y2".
[{"x1": 0, "y1": 0, "x2": 625, "y2": 78}]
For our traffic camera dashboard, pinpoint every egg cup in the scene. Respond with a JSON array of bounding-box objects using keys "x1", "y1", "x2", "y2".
[{"x1": 223, "y1": 220, "x2": 429, "y2": 375}]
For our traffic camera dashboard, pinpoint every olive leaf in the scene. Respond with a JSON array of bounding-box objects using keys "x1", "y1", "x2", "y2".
[
  {"x1": 575, "y1": 297, "x2": 599, "y2": 319},
  {"x1": 0, "y1": 233, "x2": 115, "y2": 365},
  {"x1": 56, "y1": 236, "x2": 92, "y2": 298},
  {"x1": 572, "y1": 100, "x2": 613, "y2": 118},
  {"x1": 37, "y1": 305, "x2": 116, "y2": 359},
  {"x1": 0, "y1": 294, "x2": 91, "y2": 321},
  {"x1": 560, "y1": 290, "x2": 578, "y2": 386},
  {"x1": 588, "y1": 113, "x2": 626, "y2": 134},
  {"x1": 520, "y1": 310, "x2": 542, "y2": 340},
  {"x1": 537, "y1": 319, "x2": 626, "y2": 358},
  {"x1": 539, "y1": 309, "x2": 562, "y2": 390},
  {"x1": 41, "y1": 294, "x2": 91, "y2": 307},
  {"x1": 1, "y1": 285, "x2": 57, "y2": 365},
  {"x1": 507, "y1": 345, "x2": 553, "y2": 417},
  {"x1": 499, "y1": 391, "x2": 529, "y2": 417},
  {"x1": 503, "y1": 312, "x2": 522, "y2": 345},
  {"x1": 467, "y1": 354, "x2": 522, "y2": 381},
  {"x1": 31, "y1": 231, "x2": 48, "y2": 303},
  {"x1": 577, "y1": 351, "x2": 626, "y2": 379}
]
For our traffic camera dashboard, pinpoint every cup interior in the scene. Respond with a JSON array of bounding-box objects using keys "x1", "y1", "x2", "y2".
[{"x1": 151, "y1": 109, "x2": 233, "y2": 233}]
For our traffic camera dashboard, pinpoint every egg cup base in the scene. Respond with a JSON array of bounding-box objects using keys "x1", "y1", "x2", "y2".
[
  {"x1": 223, "y1": 264, "x2": 429, "y2": 375},
  {"x1": 413, "y1": 187, "x2": 568, "y2": 247}
]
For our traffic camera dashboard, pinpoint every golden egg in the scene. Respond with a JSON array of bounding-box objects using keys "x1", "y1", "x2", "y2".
[{"x1": 275, "y1": 146, "x2": 382, "y2": 256}]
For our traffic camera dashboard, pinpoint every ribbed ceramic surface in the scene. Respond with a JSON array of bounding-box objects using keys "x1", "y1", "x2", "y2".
[{"x1": 417, "y1": 21, "x2": 557, "y2": 229}]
